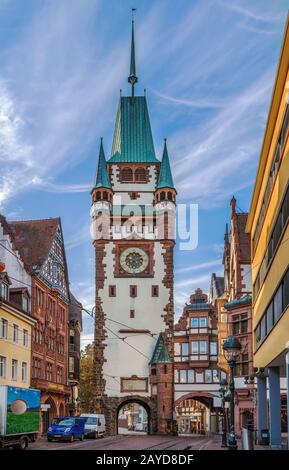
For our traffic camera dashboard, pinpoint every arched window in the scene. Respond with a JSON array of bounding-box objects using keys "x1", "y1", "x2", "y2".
[
  {"x1": 121, "y1": 167, "x2": 133, "y2": 182},
  {"x1": 96, "y1": 191, "x2": 101, "y2": 201},
  {"x1": 160, "y1": 191, "x2": 166, "y2": 201},
  {"x1": 167, "y1": 192, "x2": 172, "y2": 201},
  {"x1": 135, "y1": 167, "x2": 147, "y2": 182},
  {"x1": 103, "y1": 191, "x2": 108, "y2": 200}
]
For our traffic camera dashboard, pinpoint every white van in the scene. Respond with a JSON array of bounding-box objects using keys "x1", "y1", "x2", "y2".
[{"x1": 80, "y1": 414, "x2": 106, "y2": 439}]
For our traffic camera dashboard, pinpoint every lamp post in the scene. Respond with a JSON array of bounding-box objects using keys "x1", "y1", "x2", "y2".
[
  {"x1": 223, "y1": 335, "x2": 241, "y2": 450},
  {"x1": 219, "y1": 378, "x2": 228, "y2": 447}
]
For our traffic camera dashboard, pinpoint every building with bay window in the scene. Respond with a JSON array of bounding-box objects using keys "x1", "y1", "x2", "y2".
[
  {"x1": 214, "y1": 198, "x2": 255, "y2": 435},
  {"x1": 174, "y1": 289, "x2": 227, "y2": 435}
]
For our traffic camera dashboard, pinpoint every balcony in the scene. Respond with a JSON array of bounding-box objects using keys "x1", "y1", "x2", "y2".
[
  {"x1": 189, "y1": 353, "x2": 209, "y2": 367},
  {"x1": 189, "y1": 326, "x2": 209, "y2": 334}
]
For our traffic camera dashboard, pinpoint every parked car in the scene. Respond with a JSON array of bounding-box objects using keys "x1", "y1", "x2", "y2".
[
  {"x1": 47, "y1": 417, "x2": 85, "y2": 442},
  {"x1": 134, "y1": 423, "x2": 144, "y2": 432},
  {"x1": 80, "y1": 414, "x2": 105, "y2": 438}
]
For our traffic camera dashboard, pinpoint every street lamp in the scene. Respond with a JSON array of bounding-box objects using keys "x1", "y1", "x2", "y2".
[
  {"x1": 223, "y1": 335, "x2": 241, "y2": 450},
  {"x1": 219, "y1": 378, "x2": 228, "y2": 447}
]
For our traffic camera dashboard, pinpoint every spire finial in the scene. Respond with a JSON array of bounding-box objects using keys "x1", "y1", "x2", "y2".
[{"x1": 128, "y1": 8, "x2": 138, "y2": 97}]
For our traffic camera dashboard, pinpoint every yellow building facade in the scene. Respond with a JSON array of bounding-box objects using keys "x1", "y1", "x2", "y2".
[
  {"x1": 246, "y1": 16, "x2": 289, "y2": 449},
  {"x1": 0, "y1": 300, "x2": 36, "y2": 388}
]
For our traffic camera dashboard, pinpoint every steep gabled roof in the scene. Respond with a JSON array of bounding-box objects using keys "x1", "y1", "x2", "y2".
[
  {"x1": 157, "y1": 139, "x2": 174, "y2": 189},
  {"x1": 69, "y1": 291, "x2": 83, "y2": 329},
  {"x1": 235, "y1": 213, "x2": 251, "y2": 263},
  {"x1": 8, "y1": 218, "x2": 59, "y2": 273},
  {"x1": 150, "y1": 334, "x2": 171, "y2": 364},
  {"x1": 109, "y1": 96, "x2": 158, "y2": 163}
]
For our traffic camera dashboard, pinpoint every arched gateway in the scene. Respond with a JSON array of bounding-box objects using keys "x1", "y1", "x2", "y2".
[
  {"x1": 101, "y1": 396, "x2": 156, "y2": 436},
  {"x1": 175, "y1": 393, "x2": 221, "y2": 435}
]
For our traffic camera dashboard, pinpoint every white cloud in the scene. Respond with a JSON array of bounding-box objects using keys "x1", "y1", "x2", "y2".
[
  {"x1": 218, "y1": 1, "x2": 284, "y2": 23},
  {"x1": 176, "y1": 258, "x2": 222, "y2": 274}
]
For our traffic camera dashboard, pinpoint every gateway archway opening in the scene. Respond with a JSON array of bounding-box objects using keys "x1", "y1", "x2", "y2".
[
  {"x1": 176, "y1": 397, "x2": 218, "y2": 435},
  {"x1": 117, "y1": 401, "x2": 149, "y2": 435}
]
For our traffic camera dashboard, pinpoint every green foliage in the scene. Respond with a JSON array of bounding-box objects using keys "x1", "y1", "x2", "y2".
[
  {"x1": 79, "y1": 343, "x2": 94, "y2": 412},
  {"x1": 6, "y1": 411, "x2": 39, "y2": 434}
]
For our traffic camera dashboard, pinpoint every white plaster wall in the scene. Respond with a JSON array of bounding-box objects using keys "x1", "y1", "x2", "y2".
[
  {"x1": 0, "y1": 224, "x2": 32, "y2": 294},
  {"x1": 110, "y1": 165, "x2": 158, "y2": 197},
  {"x1": 101, "y1": 240, "x2": 169, "y2": 397},
  {"x1": 241, "y1": 263, "x2": 252, "y2": 293},
  {"x1": 174, "y1": 384, "x2": 221, "y2": 402},
  {"x1": 113, "y1": 192, "x2": 155, "y2": 206}
]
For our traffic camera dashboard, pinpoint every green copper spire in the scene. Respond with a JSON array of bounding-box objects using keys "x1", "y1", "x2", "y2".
[
  {"x1": 157, "y1": 139, "x2": 174, "y2": 189},
  {"x1": 150, "y1": 334, "x2": 171, "y2": 364},
  {"x1": 94, "y1": 138, "x2": 111, "y2": 189},
  {"x1": 128, "y1": 9, "x2": 138, "y2": 97},
  {"x1": 109, "y1": 96, "x2": 158, "y2": 163}
]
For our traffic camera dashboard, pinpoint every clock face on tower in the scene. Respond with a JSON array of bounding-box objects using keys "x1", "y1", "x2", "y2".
[{"x1": 120, "y1": 247, "x2": 149, "y2": 274}]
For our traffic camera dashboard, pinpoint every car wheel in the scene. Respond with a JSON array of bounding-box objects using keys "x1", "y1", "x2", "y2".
[{"x1": 18, "y1": 436, "x2": 28, "y2": 450}]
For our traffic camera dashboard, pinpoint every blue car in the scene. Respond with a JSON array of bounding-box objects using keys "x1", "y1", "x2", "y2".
[{"x1": 47, "y1": 417, "x2": 85, "y2": 442}]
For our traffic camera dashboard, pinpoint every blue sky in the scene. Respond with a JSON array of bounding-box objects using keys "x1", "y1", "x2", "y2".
[{"x1": 0, "y1": 0, "x2": 287, "y2": 346}]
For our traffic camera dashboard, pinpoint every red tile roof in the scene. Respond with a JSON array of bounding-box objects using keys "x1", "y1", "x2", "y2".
[{"x1": 8, "y1": 218, "x2": 59, "y2": 273}]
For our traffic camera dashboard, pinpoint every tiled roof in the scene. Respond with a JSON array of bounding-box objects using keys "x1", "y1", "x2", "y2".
[
  {"x1": 109, "y1": 96, "x2": 159, "y2": 163},
  {"x1": 150, "y1": 334, "x2": 171, "y2": 364},
  {"x1": 224, "y1": 294, "x2": 252, "y2": 309},
  {"x1": 156, "y1": 139, "x2": 174, "y2": 189},
  {"x1": 187, "y1": 303, "x2": 211, "y2": 311},
  {"x1": 8, "y1": 218, "x2": 59, "y2": 273},
  {"x1": 69, "y1": 292, "x2": 82, "y2": 328}
]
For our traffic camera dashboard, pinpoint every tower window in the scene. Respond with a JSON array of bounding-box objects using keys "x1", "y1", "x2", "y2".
[
  {"x1": 130, "y1": 285, "x2": 137, "y2": 298},
  {"x1": 160, "y1": 191, "x2": 166, "y2": 201},
  {"x1": 135, "y1": 167, "x2": 147, "y2": 182},
  {"x1": 109, "y1": 285, "x2": 116, "y2": 297},
  {"x1": 130, "y1": 310, "x2": 135, "y2": 318},
  {"x1": 121, "y1": 167, "x2": 133, "y2": 182},
  {"x1": 167, "y1": 192, "x2": 172, "y2": 201},
  {"x1": 152, "y1": 285, "x2": 159, "y2": 297}
]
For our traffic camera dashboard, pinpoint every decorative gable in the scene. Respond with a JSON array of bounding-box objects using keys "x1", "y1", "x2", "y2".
[{"x1": 40, "y1": 223, "x2": 69, "y2": 301}]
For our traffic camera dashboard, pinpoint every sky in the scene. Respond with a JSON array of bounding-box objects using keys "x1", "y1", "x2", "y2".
[{"x1": 0, "y1": 0, "x2": 288, "y2": 347}]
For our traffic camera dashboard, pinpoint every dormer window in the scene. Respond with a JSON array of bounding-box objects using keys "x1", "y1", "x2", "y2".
[
  {"x1": 0, "y1": 273, "x2": 11, "y2": 301},
  {"x1": 10, "y1": 288, "x2": 31, "y2": 313}
]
